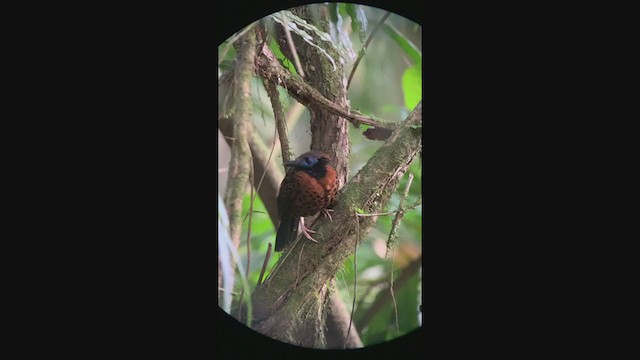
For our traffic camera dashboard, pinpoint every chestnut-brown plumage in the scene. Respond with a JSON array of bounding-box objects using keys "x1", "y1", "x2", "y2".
[{"x1": 275, "y1": 151, "x2": 338, "y2": 251}]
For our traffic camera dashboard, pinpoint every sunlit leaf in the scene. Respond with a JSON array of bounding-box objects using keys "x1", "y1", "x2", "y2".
[
  {"x1": 402, "y1": 61, "x2": 422, "y2": 111},
  {"x1": 269, "y1": 38, "x2": 297, "y2": 75}
]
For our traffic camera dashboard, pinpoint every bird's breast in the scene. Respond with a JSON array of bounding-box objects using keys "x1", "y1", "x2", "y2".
[{"x1": 291, "y1": 170, "x2": 335, "y2": 217}]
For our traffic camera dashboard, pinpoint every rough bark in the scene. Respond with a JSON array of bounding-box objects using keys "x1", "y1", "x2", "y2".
[{"x1": 275, "y1": 6, "x2": 350, "y2": 188}]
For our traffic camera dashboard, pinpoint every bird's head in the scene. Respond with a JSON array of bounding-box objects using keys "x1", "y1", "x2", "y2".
[{"x1": 284, "y1": 151, "x2": 331, "y2": 170}]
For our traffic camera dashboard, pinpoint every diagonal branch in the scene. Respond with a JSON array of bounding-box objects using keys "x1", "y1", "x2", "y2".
[
  {"x1": 279, "y1": 11, "x2": 306, "y2": 79},
  {"x1": 256, "y1": 44, "x2": 399, "y2": 131},
  {"x1": 262, "y1": 79, "x2": 293, "y2": 163}
]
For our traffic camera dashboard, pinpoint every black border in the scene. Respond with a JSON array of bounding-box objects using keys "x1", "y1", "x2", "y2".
[{"x1": 17, "y1": 0, "x2": 601, "y2": 354}]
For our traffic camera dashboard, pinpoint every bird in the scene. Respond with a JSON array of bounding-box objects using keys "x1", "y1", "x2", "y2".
[{"x1": 275, "y1": 151, "x2": 339, "y2": 252}]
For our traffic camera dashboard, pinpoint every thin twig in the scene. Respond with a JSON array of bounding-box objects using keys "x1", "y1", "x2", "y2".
[
  {"x1": 389, "y1": 247, "x2": 400, "y2": 335},
  {"x1": 237, "y1": 290, "x2": 245, "y2": 318},
  {"x1": 343, "y1": 215, "x2": 359, "y2": 349},
  {"x1": 251, "y1": 103, "x2": 279, "y2": 207},
  {"x1": 263, "y1": 79, "x2": 293, "y2": 162},
  {"x1": 356, "y1": 211, "x2": 398, "y2": 217},
  {"x1": 355, "y1": 197, "x2": 421, "y2": 219},
  {"x1": 257, "y1": 243, "x2": 272, "y2": 286},
  {"x1": 280, "y1": 12, "x2": 305, "y2": 78},
  {"x1": 386, "y1": 173, "x2": 414, "y2": 258},
  {"x1": 246, "y1": 161, "x2": 254, "y2": 275},
  {"x1": 347, "y1": 11, "x2": 391, "y2": 90},
  {"x1": 408, "y1": 196, "x2": 422, "y2": 209}
]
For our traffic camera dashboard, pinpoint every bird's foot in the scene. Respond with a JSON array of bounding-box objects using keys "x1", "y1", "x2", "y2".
[
  {"x1": 299, "y1": 217, "x2": 318, "y2": 243},
  {"x1": 321, "y1": 208, "x2": 334, "y2": 222}
]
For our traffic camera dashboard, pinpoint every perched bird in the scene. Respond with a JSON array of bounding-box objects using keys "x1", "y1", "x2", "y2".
[{"x1": 275, "y1": 151, "x2": 339, "y2": 251}]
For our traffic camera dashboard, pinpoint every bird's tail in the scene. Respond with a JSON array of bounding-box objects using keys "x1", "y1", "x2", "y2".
[{"x1": 275, "y1": 213, "x2": 298, "y2": 251}]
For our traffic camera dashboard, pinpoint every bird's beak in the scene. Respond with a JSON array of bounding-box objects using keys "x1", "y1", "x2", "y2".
[{"x1": 283, "y1": 160, "x2": 296, "y2": 167}]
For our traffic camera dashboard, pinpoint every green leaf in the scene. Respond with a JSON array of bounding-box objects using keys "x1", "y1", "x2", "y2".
[
  {"x1": 269, "y1": 38, "x2": 297, "y2": 75},
  {"x1": 402, "y1": 61, "x2": 422, "y2": 111},
  {"x1": 345, "y1": 3, "x2": 368, "y2": 43},
  {"x1": 338, "y1": 3, "x2": 348, "y2": 17},
  {"x1": 382, "y1": 24, "x2": 422, "y2": 65}
]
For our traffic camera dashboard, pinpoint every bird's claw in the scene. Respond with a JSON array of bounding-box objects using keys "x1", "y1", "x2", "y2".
[
  {"x1": 299, "y1": 217, "x2": 318, "y2": 243},
  {"x1": 322, "y1": 209, "x2": 334, "y2": 222}
]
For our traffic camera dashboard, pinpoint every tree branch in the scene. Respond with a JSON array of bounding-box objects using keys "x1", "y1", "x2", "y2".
[
  {"x1": 223, "y1": 26, "x2": 256, "y2": 249},
  {"x1": 386, "y1": 173, "x2": 414, "y2": 257},
  {"x1": 263, "y1": 79, "x2": 293, "y2": 163},
  {"x1": 256, "y1": 44, "x2": 398, "y2": 131}
]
